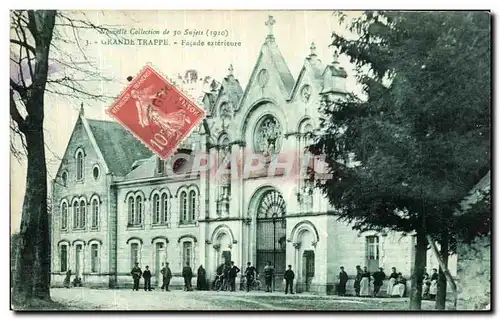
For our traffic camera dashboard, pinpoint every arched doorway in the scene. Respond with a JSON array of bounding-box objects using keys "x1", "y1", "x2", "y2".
[{"x1": 256, "y1": 189, "x2": 287, "y2": 279}]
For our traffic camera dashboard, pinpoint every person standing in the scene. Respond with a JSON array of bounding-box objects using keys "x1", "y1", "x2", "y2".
[
  {"x1": 130, "y1": 262, "x2": 142, "y2": 291},
  {"x1": 284, "y1": 265, "x2": 295, "y2": 294},
  {"x1": 160, "y1": 263, "x2": 166, "y2": 291},
  {"x1": 354, "y1": 265, "x2": 362, "y2": 297},
  {"x1": 244, "y1": 262, "x2": 257, "y2": 292},
  {"x1": 338, "y1": 266, "x2": 348, "y2": 296},
  {"x1": 422, "y1": 271, "x2": 431, "y2": 299},
  {"x1": 143, "y1": 266, "x2": 152, "y2": 291},
  {"x1": 164, "y1": 262, "x2": 172, "y2": 291},
  {"x1": 429, "y1": 268, "x2": 439, "y2": 300},
  {"x1": 197, "y1": 265, "x2": 207, "y2": 290},
  {"x1": 182, "y1": 262, "x2": 193, "y2": 291},
  {"x1": 372, "y1": 267, "x2": 386, "y2": 297},
  {"x1": 264, "y1": 261, "x2": 275, "y2": 293},
  {"x1": 63, "y1": 269, "x2": 72, "y2": 289},
  {"x1": 228, "y1": 261, "x2": 240, "y2": 292},
  {"x1": 387, "y1": 267, "x2": 398, "y2": 296},
  {"x1": 360, "y1": 266, "x2": 371, "y2": 297}
]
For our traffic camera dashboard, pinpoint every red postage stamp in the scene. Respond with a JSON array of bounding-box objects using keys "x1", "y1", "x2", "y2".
[{"x1": 107, "y1": 65, "x2": 206, "y2": 160}]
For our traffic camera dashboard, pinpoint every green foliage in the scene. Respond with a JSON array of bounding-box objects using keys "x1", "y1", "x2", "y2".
[{"x1": 311, "y1": 11, "x2": 491, "y2": 238}]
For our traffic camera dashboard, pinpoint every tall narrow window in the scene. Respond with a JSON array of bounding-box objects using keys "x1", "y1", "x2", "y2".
[
  {"x1": 189, "y1": 190, "x2": 197, "y2": 222},
  {"x1": 131, "y1": 243, "x2": 139, "y2": 268},
  {"x1": 366, "y1": 236, "x2": 380, "y2": 272},
  {"x1": 153, "y1": 194, "x2": 160, "y2": 224},
  {"x1": 61, "y1": 202, "x2": 68, "y2": 230},
  {"x1": 80, "y1": 200, "x2": 86, "y2": 228},
  {"x1": 128, "y1": 197, "x2": 135, "y2": 225},
  {"x1": 161, "y1": 193, "x2": 168, "y2": 223},
  {"x1": 90, "y1": 244, "x2": 99, "y2": 273},
  {"x1": 60, "y1": 245, "x2": 68, "y2": 272},
  {"x1": 73, "y1": 201, "x2": 80, "y2": 229},
  {"x1": 157, "y1": 158, "x2": 165, "y2": 174},
  {"x1": 180, "y1": 191, "x2": 187, "y2": 224},
  {"x1": 76, "y1": 150, "x2": 84, "y2": 180},
  {"x1": 91, "y1": 198, "x2": 99, "y2": 229},
  {"x1": 136, "y1": 196, "x2": 143, "y2": 225},
  {"x1": 183, "y1": 242, "x2": 192, "y2": 267}
]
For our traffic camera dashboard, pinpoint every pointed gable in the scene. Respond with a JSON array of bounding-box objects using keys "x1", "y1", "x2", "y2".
[
  {"x1": 289, "y1": 50, "x2": 327, "y2": 101},
  {"x1": 86, "y1": 119, "x2": 152, "y2": 176},
  {"x1": 238, "y1": 35, "x2": 295, "y2": 111}
]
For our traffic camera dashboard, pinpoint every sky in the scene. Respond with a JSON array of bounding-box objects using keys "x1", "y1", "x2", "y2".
[{"x1": 10, "y1": 10, "x2": 361, "y2": 234}]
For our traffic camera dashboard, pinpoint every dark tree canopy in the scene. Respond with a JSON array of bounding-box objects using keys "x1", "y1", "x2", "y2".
[{"x1": 310, "y1": 11, "x2": 490, "y2": 237}]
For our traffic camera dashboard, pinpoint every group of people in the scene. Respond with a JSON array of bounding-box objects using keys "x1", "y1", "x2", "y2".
[
  {"x1": 130, "y1": 262, "x2": 210, "y2": 292},
  {"x1": 338, "y1": 266, "x2": 440, "y2": 299},
  {"x1": 214, "y1": 261, "x2": 296, "y2": 294},
  {"x1": 337, "y1": 266, "x2": 407, "y2": 297}
]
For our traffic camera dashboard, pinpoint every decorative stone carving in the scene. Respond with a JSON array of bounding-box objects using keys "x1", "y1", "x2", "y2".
[
  {"x1": 293, "y1": 242, "x2": 301, "y2": 249},
  {"x1": 300, "y1": 85, "x2": 311, "y2": 103},
  {"x1": 257, "y1": 69, "x2": 269, "y2": 87},
  {"x1": 311, "y1": 241, "x2": 318, "y2": 248},
  {"x1": 254, "y1": 115, "x2": 282, "y2": 156},
  {"x1": 213, "y1": 244, "x2": 221, "y2": 250}
]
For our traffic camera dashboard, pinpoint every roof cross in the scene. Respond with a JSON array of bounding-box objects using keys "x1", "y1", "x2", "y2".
[
  {"x1": 265, "y1": 15, "x2": 276, "y2": 36},
  {"x1": 310, "y1": 42, "x2": 317, "y2": 56},
  {"x1": 332, "y1": 48, "x2": 339, "y2": 64},
  {"x1": 228, "y1": 64, "x2": 234, "y2": 76}
]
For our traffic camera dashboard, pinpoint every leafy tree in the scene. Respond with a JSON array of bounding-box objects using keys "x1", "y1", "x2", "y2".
[{"x1": 310, "y1": 11, "x2": 490, "y2": 310}]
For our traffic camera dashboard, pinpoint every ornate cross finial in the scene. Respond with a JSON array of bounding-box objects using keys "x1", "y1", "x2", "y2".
[
  {"x1": 265, "y1": 15, "x2": 276, "y2": 36},
  {"x1": 79, "y1": 102, "x2": 84, "y2": 116},
  {"x1": 332, "y1": 48, "x2": 339, "y2": 64},
  {"x1": 310, "y1": 42, "x2": 317, "y2": 56},
  {"x1": 228, "y1": 64, "x2": 234, "y2": 76}
]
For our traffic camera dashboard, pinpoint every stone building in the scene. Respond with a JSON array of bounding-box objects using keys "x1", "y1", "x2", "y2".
[{"x1": 50, "y1": 16, "x2": 440, "y2": 294}]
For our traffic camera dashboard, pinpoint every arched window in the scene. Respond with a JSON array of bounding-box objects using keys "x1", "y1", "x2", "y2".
[
  {"x1": 73, "y1": 200, "x2": 80, "y2": 229},
  {"x1": 189, "y1": 190, "x2": 197, "y2": 221},
  {"x1": 136, "y1": 196, "x2": 143, "y2": 225},
  {"x1": 161, "y1": 193, "x2": 169, "y2": 224},
  {"x1": 180, "y1": 191, "x2": 187, "y2": 224},
  {"x1": 91, "y1": 198, "x2": 99, "y2": 229},
  {"x1": 80, "y1": 200, "x2": 86, "y2": 228},
  {"x1": 152, "y1": 194, "x2": 160, "y2": 225},
  {"x1": 76, "y1": 150, "x2": 84, "y2": 180},
  {"x1": 61, "y1": 202, "x2": 68, "y2": 230},
  {"x1": 128, "y1": 196, "x2": 135, "y2": 225}
]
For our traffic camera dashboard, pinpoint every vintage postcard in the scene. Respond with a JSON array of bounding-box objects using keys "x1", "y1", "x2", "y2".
[{"x1": 9, "y1": 10, "x2": 491, "y2": 311}]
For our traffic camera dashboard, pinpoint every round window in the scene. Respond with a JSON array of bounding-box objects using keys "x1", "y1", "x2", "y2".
[
  {"x1": 253, "y1": 115, "x2": 282, "y2": 156},
  {"x1": 93, "y1": 165, "x2": 100, "y2": 180}
]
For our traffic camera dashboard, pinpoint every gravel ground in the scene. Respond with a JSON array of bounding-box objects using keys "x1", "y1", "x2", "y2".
[{"x1": 49, "y1": 288, "x2": 447, "y2": 311}]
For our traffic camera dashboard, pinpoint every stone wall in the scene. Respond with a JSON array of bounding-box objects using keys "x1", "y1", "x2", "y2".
[{"x1": 457, "y1": 235, "x2": 491, "y2": 310}]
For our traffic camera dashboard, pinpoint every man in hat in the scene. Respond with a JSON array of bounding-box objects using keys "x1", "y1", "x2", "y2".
[
  {"x1": 372, "y1": 267, "x2": 386, "y2": 297},
  {"x1": 338, "y1": 266, "x2": 348, "y2": 296},
  {"x1": 283, "y1": 265, "x2": 295, "y2": 294},
  {"x1": 130, "y1": 262, "x2": 142, "y2": 291},
  {"x1": 143, "y1": 265, "x2": 152, "y2": 291}
]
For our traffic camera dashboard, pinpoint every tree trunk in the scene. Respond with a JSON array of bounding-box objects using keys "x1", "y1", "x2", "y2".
[
  {"x1": 409, "y1": 229, "x2": 427, "y2": 310},
  {"x1": 12, "y1": 122, "x2": 50, "y2": 306},
  {"x1": 436, "y1": 234, "x2": 449, "y2": 310}
]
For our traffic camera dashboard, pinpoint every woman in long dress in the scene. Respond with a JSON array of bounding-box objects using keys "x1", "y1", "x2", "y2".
[
  {"x1": 392, "y1": 273, "x2": 407, "y2": 297},
  {"x1": 359, "y1": 266, "x2": 371, "y2": 297},
  {"x1": 63, "y1": 269, "x2": 71, "y2": 288},
  {"x1": 387, "y1": 267, "x2": 398, "y2": 297},
  {"x1": 429, "y1": 268, "x2": 439, "y2": 300}
]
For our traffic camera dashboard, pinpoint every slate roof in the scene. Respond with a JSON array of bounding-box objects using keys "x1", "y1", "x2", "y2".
[
  {"x1": 456, "y1": 171, "x2": 491, "y2": 216},
  {"x1": 87, "y1": 119, "x2": 152, "y2": 176},
  {"x1": 263, "y1": 39, "x2": 296, "y2": 94},
  {"x1": 125, "y1": 153, "x2": 199, "y2": 181}
]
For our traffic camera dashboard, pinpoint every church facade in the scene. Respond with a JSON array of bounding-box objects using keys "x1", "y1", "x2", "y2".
[{"x1": 51, "y1": 18, "x2": 428, "y2": 294}]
